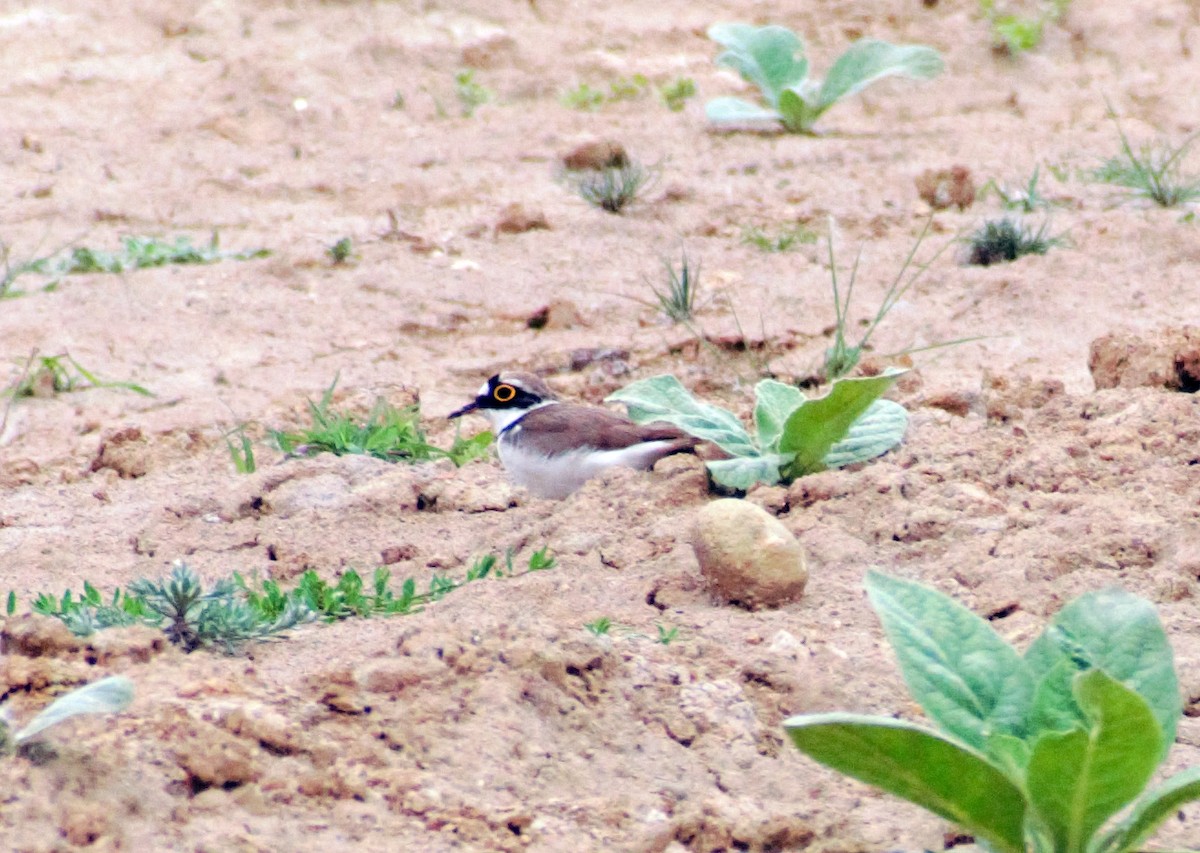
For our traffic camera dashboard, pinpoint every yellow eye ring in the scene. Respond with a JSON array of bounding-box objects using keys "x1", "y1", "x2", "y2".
[{"x1": 493, "y1": 384, "x2": 517, "y2": 403}]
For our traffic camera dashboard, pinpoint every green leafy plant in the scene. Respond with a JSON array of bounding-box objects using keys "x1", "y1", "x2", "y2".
[
  {"x1": 272, "y1": 378, "x2": 492, "y2": 466},
  {"x1": 566, "y1": 161, "x2": 656, "y2": 214},
  {"x1": 705, "y1": 23, "x2": 944, "y2": 134},
  {"x1": 585, "y1": 617, "x2": 613, "y2": 636},
  {"x1": 607, "y1": 371, "x2": 907, "y2": 490},
  {"x1": 966, "y1": 217, "x2": 1064, "y2": 267},
  {"x1": 3, "y1": 234, "x2": 267, "y2": 294},
  {"x1": 5, "y1": 350, "x2": 152, "y2": 399},
  {"x1": 18, "y1": 549, "x2": 557, "y2": 648},
  {"x1": 560, "y1": 75, "x2": 649, "y2": 111},
  {"x1": 785, "y1": 571, "x2": 1199, "y2": 853},
  {"x1": 327, "y1": 237, "x2": 354, "y2": 264},
  {"x1": 647, "y1": 250, "x2": 701, "y2": 322},
  {"x1": 1091, "y1": 118, "x2": 1200, "y2": 208},
  {"x1": 0, "y1": 676, "x2": 134, "y2": 757},
  {"x1": 454, "y1": 69, "x2": 491, "y2": 117},
  {"x1": 658, "y1": 77, "x2": 696, "y2": 112},
  {"x1": 741, "y1": 222, "x2": 818, "y2": 253},
  {"x1": 655, "y1": 624, "x2": 679, "y2": 645},
  {"x1": 980, "y1": 0, "x2": 1070, "y2": 55}
]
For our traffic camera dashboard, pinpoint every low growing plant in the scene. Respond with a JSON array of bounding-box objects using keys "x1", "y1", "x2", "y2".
[
  {"x1": 741, "y1": 223, "x2": 817, "y2": 253},
  {"x1": 454, "y1": 69, "x2": 491, "y2": 117},
  {"x1": 561, "y1": 75, "x2": 649, "y2": 111},
  {"x1": 18, "y1": 549, "x2": 557, "y2": 650},
  {"x1": 785, "y1": 571, "x2": 1200, "y2": 853},
  {"x1": 5, "y1": 350, "x2": 152, "y2": 399},
  {"x1": 1091, "y1": 117, "x2": 1200, "y2": 208},
  {"x1": 705, "y1": 23, "x2": 944, "y2": 134},
  {"x1": 607, "y1": 371, "x2": 908, "y2": 490},
  {"x1": 273, "y1": 378, "x2": 492, "y2": 466},
  {"x1": 979, "y1": 0, "x2": 1070, "y2": 55},
  {"x1": 980, "y1": 165, "x2": 1059, "y2": 212},
  {"x1": 967, "y1": 217, "x2": 1064, "y2": 266},
  {"x1": 566, "y1": 161, "x2": 656, "y2": 214},
  {"x1": 821, "y1": 218, "x2": 963, "y2": 381},
  {"x1": 647, "y1": 250, "x2": 701, "y2": 322},
  {"x1": 4, "y1": 234, "x2": 268, "y2": 293},
  {"x1": 0, "y1": 676, "x2": 134, "y2": 758},
  {"x1": 658, "y1": 77, "x2": 696, "y2": 112}
]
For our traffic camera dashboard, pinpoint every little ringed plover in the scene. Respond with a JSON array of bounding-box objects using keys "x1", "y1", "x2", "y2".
[{"x1": 448, "y1": 371, "x2": 698, "y2": 499}]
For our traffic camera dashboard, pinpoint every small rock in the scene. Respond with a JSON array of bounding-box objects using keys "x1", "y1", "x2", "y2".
[
  {"x1": 527, "y1": 299, "x2": 583, "y2": 330},
  {"x1": 915, "y1": 165, "x2": 975, "y2": 211},
  {"x1": 691, "y1": 499, "x2": 808, "y2": 609},
  {"x1": 89, "y1": 426, "x2": 149, "y2": 478},
  {"x1": 561, "y1": 138, "x2": 628, "y2": 171},
  {"x1": 494, "y1": 202, "x2": 550, "y2": 235}
]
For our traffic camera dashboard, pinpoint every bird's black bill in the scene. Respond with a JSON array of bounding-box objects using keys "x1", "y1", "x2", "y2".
[{"x1": 447, "y1": 400, "x2": 479, "y2": 419}]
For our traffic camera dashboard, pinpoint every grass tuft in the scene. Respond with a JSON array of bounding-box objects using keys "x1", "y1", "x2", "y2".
[
  {"x1": 966, "y1": 217, "x2": 1064, "y2": 267},
  {"x1": 454, "y1": 70, "x2": 491, "y2": 117},
  {"x1": 566, "y1": 161, "x2": 656, "y2": 214},
  {"x1": 1091, "y1": 118, "x2": 1200, "y2": 208},
  {"x1": 648, "y1": 251, "x2": 701, "y2": 322},
  {"x1": 4, "y1": 350, "x2": 152, "y2": 399}
]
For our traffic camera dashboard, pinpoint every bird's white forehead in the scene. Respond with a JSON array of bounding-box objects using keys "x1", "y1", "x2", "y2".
[{"x1": 476, "y1": 380, "x2": 490, "y2": 396}]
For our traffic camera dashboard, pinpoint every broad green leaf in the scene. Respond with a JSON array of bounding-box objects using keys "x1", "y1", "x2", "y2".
[
  {"x1": 704, "y1": 96, "x2": 783, "y2": 126},
  {"x1": 777, "y1": 87, "x2": 823, "y2": 133},
  {"x1": 14, "y1": 676, "x2": 134, "y2": 743},
  {"x1": 784, "y1": 713, "x2": 1026, "y2": 853},
  {"x1": 753, "y1": 379, "x2": 806, "y2": 452},
  {"x1": 779, "y1": 370, "x2": 905, "y2": 477},
  {"x1": 1092, "y1": 766, "x2": 1200, "y2": 853},
  {"x1": 708, "y1": 23, "x2": 808, "y2": 106},
  {"x1": 823, "y1": 398, "x2": 908, "y2": 469},
  {"x1": 606, "y1": 374, "x2": 758, "y2": 457},
  {"x1": 817, "y1": 39, "x2": 945, "y2": 112},
  {"x1": 866, "y1": 571, "x2": 1033, "y2": 755},
  {"x1": 1026, "y1": 669, "x2": 1162, "y2": 853},
  {"x1": 705, "y1": 453, "x2": 790, "y2": 491},
  {"x1": 1025, "y1": 588, "x2": 1180, "y2": 759}
]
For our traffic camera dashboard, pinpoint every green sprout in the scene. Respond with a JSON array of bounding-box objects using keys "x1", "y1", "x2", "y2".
[{"x1": 785, "y1": 571, "x2": 1200, "y2": 853}]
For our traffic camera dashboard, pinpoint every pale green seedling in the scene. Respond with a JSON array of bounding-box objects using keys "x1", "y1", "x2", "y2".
[
  {"x1": 606, "y1": 372, "x2": 907, "y2": 490},
  {"x1": 705, "y1": 23, "x2": 943, "y2": 134},
  {"x1": 785, "y1": 572, "x2": 1200, "y2": 853}
]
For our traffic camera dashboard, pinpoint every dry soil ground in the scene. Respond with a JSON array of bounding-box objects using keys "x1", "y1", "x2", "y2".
[{"x1": 2, "y1": 1, "x2": 1200, "y2": 851}]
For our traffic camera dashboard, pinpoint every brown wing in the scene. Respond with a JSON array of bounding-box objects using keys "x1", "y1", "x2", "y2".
[{"x1": 515, "y1": 405, "x2": 698, "y2": 454}]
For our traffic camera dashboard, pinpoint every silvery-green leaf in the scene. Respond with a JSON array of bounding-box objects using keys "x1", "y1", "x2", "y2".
[
  {"x1": 14, "y1": 676, "x2": 134, "y2": 743},
  {"x1": 706, "y1": 454, "x2": 789, "y2": 490},
  {"x1": 817, "y1": 39, "x2": 944, "y2": 112},
  {"x1": 780, "y1": 370, "x2": 906, "y2": 477},
  {"x1": 777, "y1": 87, "x2": 824, "y2": 133},
  {"x1": 707, "y1": 23, "x2": 808, "y2": 105},
  {"x1": 704, "y1": 96, "x2": 782, "y2": 126},
  {"x1": 753, "y1": 379, "x2": 806, "y2": 452},
  {"x1": 823, "y1": 398, "x2": 908, "y2": 469},
  {"x1": 1024, "y1": 588, "x2": 1180, "y2": 761},
  {"x1": 606, "y1": 375, "x2": 757, "y2": 457}
]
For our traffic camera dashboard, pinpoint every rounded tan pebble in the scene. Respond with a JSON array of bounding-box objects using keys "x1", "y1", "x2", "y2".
[{"x1": 691, "y1": 498, "x2": 808, "y2": 609}]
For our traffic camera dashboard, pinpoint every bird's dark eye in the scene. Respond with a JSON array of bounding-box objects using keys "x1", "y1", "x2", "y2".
[{"x1": 493, "y1": 383, "x2": 517, "y2": 403}]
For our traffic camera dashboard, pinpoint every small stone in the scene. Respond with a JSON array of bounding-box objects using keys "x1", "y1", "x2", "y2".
[
  {"x1": 1089, "y1": 326, "x2": 1200, "y2": 392},
  {"x1": 494, "y1": 202, "x2": 550, "y2": 235},
  {"x1": 915, "y1": 165, "x2": 975, "y2": 211},
  {"x1": 560, "y1": 138, "x2": 628, "y2": 172},
  {"x1": 691, "y1": 499, "x2": 808, "y2": 609}
]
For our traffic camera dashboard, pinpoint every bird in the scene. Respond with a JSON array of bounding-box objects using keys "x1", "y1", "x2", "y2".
[{"x1": 448, "y1": 371, "x2": 698, "y2": 499}]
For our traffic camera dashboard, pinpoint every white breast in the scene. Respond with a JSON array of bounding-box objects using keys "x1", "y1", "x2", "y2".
[{"x1": 498, "y1": 435, "x2": 679, "y2": 500}]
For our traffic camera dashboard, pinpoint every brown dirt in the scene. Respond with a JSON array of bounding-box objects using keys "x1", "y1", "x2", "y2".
[{"x1": 2, "y1": 1, "x2": 1200, "y2": 850}]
